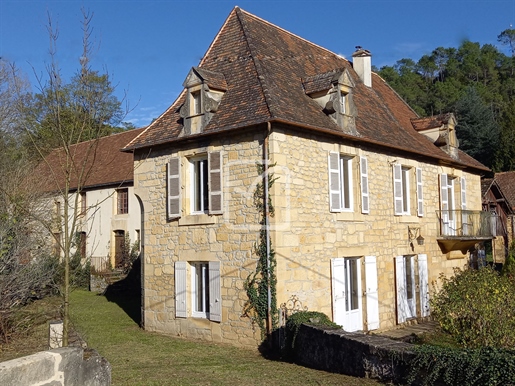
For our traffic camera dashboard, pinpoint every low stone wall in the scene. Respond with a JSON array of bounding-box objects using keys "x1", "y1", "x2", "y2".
[
  {"x1": 293, "y1": 324, "x2": 416, "y2": 384},
  {"x1": 0, "y1": 347, "x2": 111, "y2": 386}
]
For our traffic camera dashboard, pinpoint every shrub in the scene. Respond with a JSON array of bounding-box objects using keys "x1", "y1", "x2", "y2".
[
  {"x1": 431, "y1": 266, "x2": 515, "y2": 348},
  {"x1": 502, "y1": 240, "x2": 515, "y2": 280},
  {"x1": 284, "y1": 311, "x2": 340, "y2": 357},
  {"x1": 407, "y1": 345, "x2": 515, "y2": 386}
]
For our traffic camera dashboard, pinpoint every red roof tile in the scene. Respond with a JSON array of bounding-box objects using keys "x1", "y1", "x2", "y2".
[
  {"x1": 494, "y1": 171, "x2": 515, "y2": 210},
  {"x1": 123, "y1": 7, "x2": 488, "y2": 173},
  {"x1": 36, "y1": 128, "x2": 144, "y2": 193}
]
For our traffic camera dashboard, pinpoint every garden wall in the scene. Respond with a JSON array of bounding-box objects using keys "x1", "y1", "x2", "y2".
[
  {"x1": 293, "y1": 324, "x2": 416, "y2": 384},
  {"x1": 0, "y1": 347, "x2": 111, "y2": 386}
]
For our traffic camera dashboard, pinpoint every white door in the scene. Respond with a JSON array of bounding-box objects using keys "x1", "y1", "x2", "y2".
[
  {"x1": 332, "y1": 258, "x2": 362, "y2": 331},
  {"x1": 395, "y1": 255, "x2": 416, "y2": 323}
]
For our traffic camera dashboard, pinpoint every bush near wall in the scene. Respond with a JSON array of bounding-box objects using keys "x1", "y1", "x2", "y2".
[
  {"x1": 431, "y1": 266, "x2": 515, "y2": 349},
  {"x1": 407, "y1": 345, "x2": 515, "y2": 386}
]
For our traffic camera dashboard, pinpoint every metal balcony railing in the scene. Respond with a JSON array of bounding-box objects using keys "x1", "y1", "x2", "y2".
[{"x1": 435, "y1": 210, "x2": 496, "y2": 238}]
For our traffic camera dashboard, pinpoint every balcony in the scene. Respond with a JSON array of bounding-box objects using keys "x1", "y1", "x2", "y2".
[{"x1": 435, "y1": 210, "x2": 495, "y2": 253}]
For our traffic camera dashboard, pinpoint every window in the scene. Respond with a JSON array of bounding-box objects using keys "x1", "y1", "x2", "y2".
[
  {"x1": 329, "y1": 152, "x2": 369, "y2": 214},
  {"x1": 175, "y1": 261, "x2": 221, "y2": 322},
  {"x1": 393, "y1": 164, "x2": 420, "y2": 216},
  {"x1": 191, "y1": 262, "x2": 210, "y2": 318},
  {"x1": 396, "y1": 254, "x2": 430, "y2": 323},
  {"x1": 117, "y1": 188, "x2": 128, "y2": 214},
  {"x1": 167, "y1": 151, "x2": 223, "y2": 220},
  {"x1": 440, "y1": 174, "x2": 466, "y2": 235},
  {"x1": 192, "y1": 91, "x2": 201, "y2": 115},
  {"x1": 191, "y1": 157, "x2": 209, "y2": 213},
  {"x1": 340, "y1": 92, "x2": 347, "y2": 115}
]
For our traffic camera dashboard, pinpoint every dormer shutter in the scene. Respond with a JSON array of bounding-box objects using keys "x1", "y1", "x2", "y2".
[
  {"x1": 167, "y1": 158, "x2": 181, "y2": 219},
  {"x1": 208, "y1": 151, "x2": 223, "y2": 214}
]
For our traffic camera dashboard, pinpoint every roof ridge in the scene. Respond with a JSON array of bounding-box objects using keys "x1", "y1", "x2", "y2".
[
  {"x1": 237, "y1": 8, "x2": 347, "y2": 64},
  {"x1": 235, "y1": 7, "x2": 274, "y2": 119}
]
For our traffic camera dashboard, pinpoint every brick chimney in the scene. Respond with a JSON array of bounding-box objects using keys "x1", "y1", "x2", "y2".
[{"x1": 352, "y1": 47, "x2": 372, "y2": 87}]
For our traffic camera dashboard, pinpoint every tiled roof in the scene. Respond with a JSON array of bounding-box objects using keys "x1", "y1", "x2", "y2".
[
  {"x1": 123, "y1": 7, "x2": 488, "y2": 173},
  {"x1": 411, "y1": 113, "x2": 454, "y2": 131},
  {"x1": 494, "y1": 171, "x2": 515, "y2": 210},
  {"x1": 36, "y1": 128, "x2": 144, "y2": 193},
  {"x1": 481, "y1": 178, "x2": 493, "y2": 198}
]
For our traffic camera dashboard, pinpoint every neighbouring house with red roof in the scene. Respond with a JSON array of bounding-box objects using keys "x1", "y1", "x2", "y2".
[
  {"x1": 37, "y1": 128, "x2": 144, "y2": 271},
  {"x1": 482, "y1": 171, "x2": 515, "y2": 262},
  {"x1": 122, "y1": 7, "x2": 493, "y2": 347}
]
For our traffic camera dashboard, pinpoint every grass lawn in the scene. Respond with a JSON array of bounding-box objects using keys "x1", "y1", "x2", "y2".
[{"x1": 69, "y1": 290, "x2": 382, "y2": 386}]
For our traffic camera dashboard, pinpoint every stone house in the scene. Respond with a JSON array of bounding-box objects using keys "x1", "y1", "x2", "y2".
[
  {"x1": 482, "y1": 171, "x2": 515, "y2": 262},
  {"x1": 38, "y1": 129, "x2": 144, "y2": 271},
  {"x1": 123, "y1": 7, "x2": 492, "y2": 347}
]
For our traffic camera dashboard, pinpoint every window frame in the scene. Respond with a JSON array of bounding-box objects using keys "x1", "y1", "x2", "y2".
[
  {"x1": 190, "y1": 156, "x2": 209, "y2": 214},
  {"x1": 117, "y1": 188, "x2": 129, "y2": 215},
  {"x1": 393, "y1": 164, "x2": 413, "y2": 216},
  {"x1": 191, "y1": 262, "x2": 210, "y2": 319}
]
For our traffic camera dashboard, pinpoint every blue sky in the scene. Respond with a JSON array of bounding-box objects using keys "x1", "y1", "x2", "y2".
[{"x1": 1, "y1": 0, "x2": 514, "y2": 127}]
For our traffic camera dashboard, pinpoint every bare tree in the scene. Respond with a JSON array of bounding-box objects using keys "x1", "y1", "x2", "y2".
[{"x1": 12, "y1": 9, "x2": 127, "y2": 346}]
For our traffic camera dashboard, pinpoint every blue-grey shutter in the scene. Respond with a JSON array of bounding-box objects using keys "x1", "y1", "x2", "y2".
[
  {"x1": 175, "y1": 261, "x2": 187, "y2": 318},
  {"x1": 328, "y1": 152, "x2": 342, "y2": 212},
  {"x1": 395, "y1": 256, "x2": 407, "y2": 324},
  {"x1": 167, "y1": 158, "x2": 181, "y2": 219},
  {"x1": 416, "y1": 168, "x2": 424, "y2": 217},
  {"x1": 365, "y1": 256, "x2": 379, "y2": 330},
  {"x1": 208, "y1": 261, "x2": 221, "y2": 322},
  {"x1": 418, "y1": 254, "x2": 430, "y2": 317},
  {"x1": 360, "y1": 156, "x2": 369, "y2": 214},
  {"x1": 208, "y1": 151, "x2": 223, "y2": 215},
  {"x1": 393, "y1": 164, "x2": 403, "y2": 215}
]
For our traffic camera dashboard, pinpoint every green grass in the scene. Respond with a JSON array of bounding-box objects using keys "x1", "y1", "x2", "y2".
[{"x1": 70, "y1": 290, "x2": 381, "y2": 386}]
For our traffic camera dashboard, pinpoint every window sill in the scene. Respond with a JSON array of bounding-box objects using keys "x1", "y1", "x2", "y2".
[
  {"x1": 336, "y1": 211, "x2": 366, "y2": 222},
  {"x1": 179, "y1": 214, "x2": 218, "y2": 226},
  {"x1": 397, "y1": 215, "x2": 421, "y2": 223}
]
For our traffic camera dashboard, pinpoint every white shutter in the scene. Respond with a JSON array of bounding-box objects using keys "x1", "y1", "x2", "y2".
[
  {"x1": 208, "y1": 261, "x2": 222, "y2": 322},
  {"x1": 331, "y1": 258, "x2": 346, "y2": 326},
  {"x1": 364, "y1": 256, "x2": 379, "y2": 330},
  {"x1": 461, "y1": 177, "x2": 467, "y2": 210},
  {"x1": 395, "y1": 256, "x2": 407, "y2": 324},
  {"x1": 418, "y1": 254, "x2": 430, "y2": 317},
  {"x1": 393, "y1": 164, "x2": 403, "y2": 215},
  {"x1": 360, "y1": 156, "x2": 370, "y2": 214},
  {"x1": 440, "y1": 174, "x2": 448, "y2": 211},
  {"x1": 416, "y1": 168, "x2": 424, "y2": 217},
  {"x1": 167, "y1": 158, "x2": 181, "y2": 219},
  {"x1": 208, "y1": 151, "x2": 223, "y2": 215},
  {"x1": 440, "y1": 174, "x2": 449, "y2": 235},
  {"x1": 461, "y1": 177, "x2": 468, "y2": 235},
  {"x1": 175, "y1": 261, "x2": 187, "y2": 318},
  {"x1": 328, "y1": 152, "x2": 342, "y2": 212}
]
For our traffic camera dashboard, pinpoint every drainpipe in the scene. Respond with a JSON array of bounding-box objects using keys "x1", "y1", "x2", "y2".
[{"x1": 264, "y1": 122, "x2": 272, "y2": 338}]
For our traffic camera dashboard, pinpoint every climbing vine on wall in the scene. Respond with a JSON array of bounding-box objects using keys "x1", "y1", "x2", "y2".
[{"x1": 244, "y1": 162, "x2": 278, "y2": 339}]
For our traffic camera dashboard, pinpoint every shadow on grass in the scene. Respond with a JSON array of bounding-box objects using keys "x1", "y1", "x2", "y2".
[{"x1": 103, "y1": 257, "x2": 142, "y2": 326}]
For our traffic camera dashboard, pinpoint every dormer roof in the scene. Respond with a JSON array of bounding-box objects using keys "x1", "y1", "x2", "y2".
[
  {"x1": 183, "y1": 67, "x2": 227, "y2": 91},
  {"x1": 123, "y1": 7, "x2": 488, "y2": 173}
]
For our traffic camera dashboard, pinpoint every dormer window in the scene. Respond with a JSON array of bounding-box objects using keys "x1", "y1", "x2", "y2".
[
  {"x1": 303, "y1": 68, "x2": 357, "y2": 135},
  {"x1": 180, "y1": 67, "x2": 227, "y2": 135},
  {"x1": 192, "y1": 91, "x2": 201, "y2": 115}
]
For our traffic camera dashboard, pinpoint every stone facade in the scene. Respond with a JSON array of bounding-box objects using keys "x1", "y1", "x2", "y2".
[{"x1": 135, "y1": 125, "x2": 483, "y2": 347}]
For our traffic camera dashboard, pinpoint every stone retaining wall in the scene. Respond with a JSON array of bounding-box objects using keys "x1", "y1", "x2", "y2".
[
  {"x1": 293, "y1": 324, "x2": 416, "y2": 384},
  {"x1": 0, "y1": 347, "x2": 111, "y2": 386}
]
